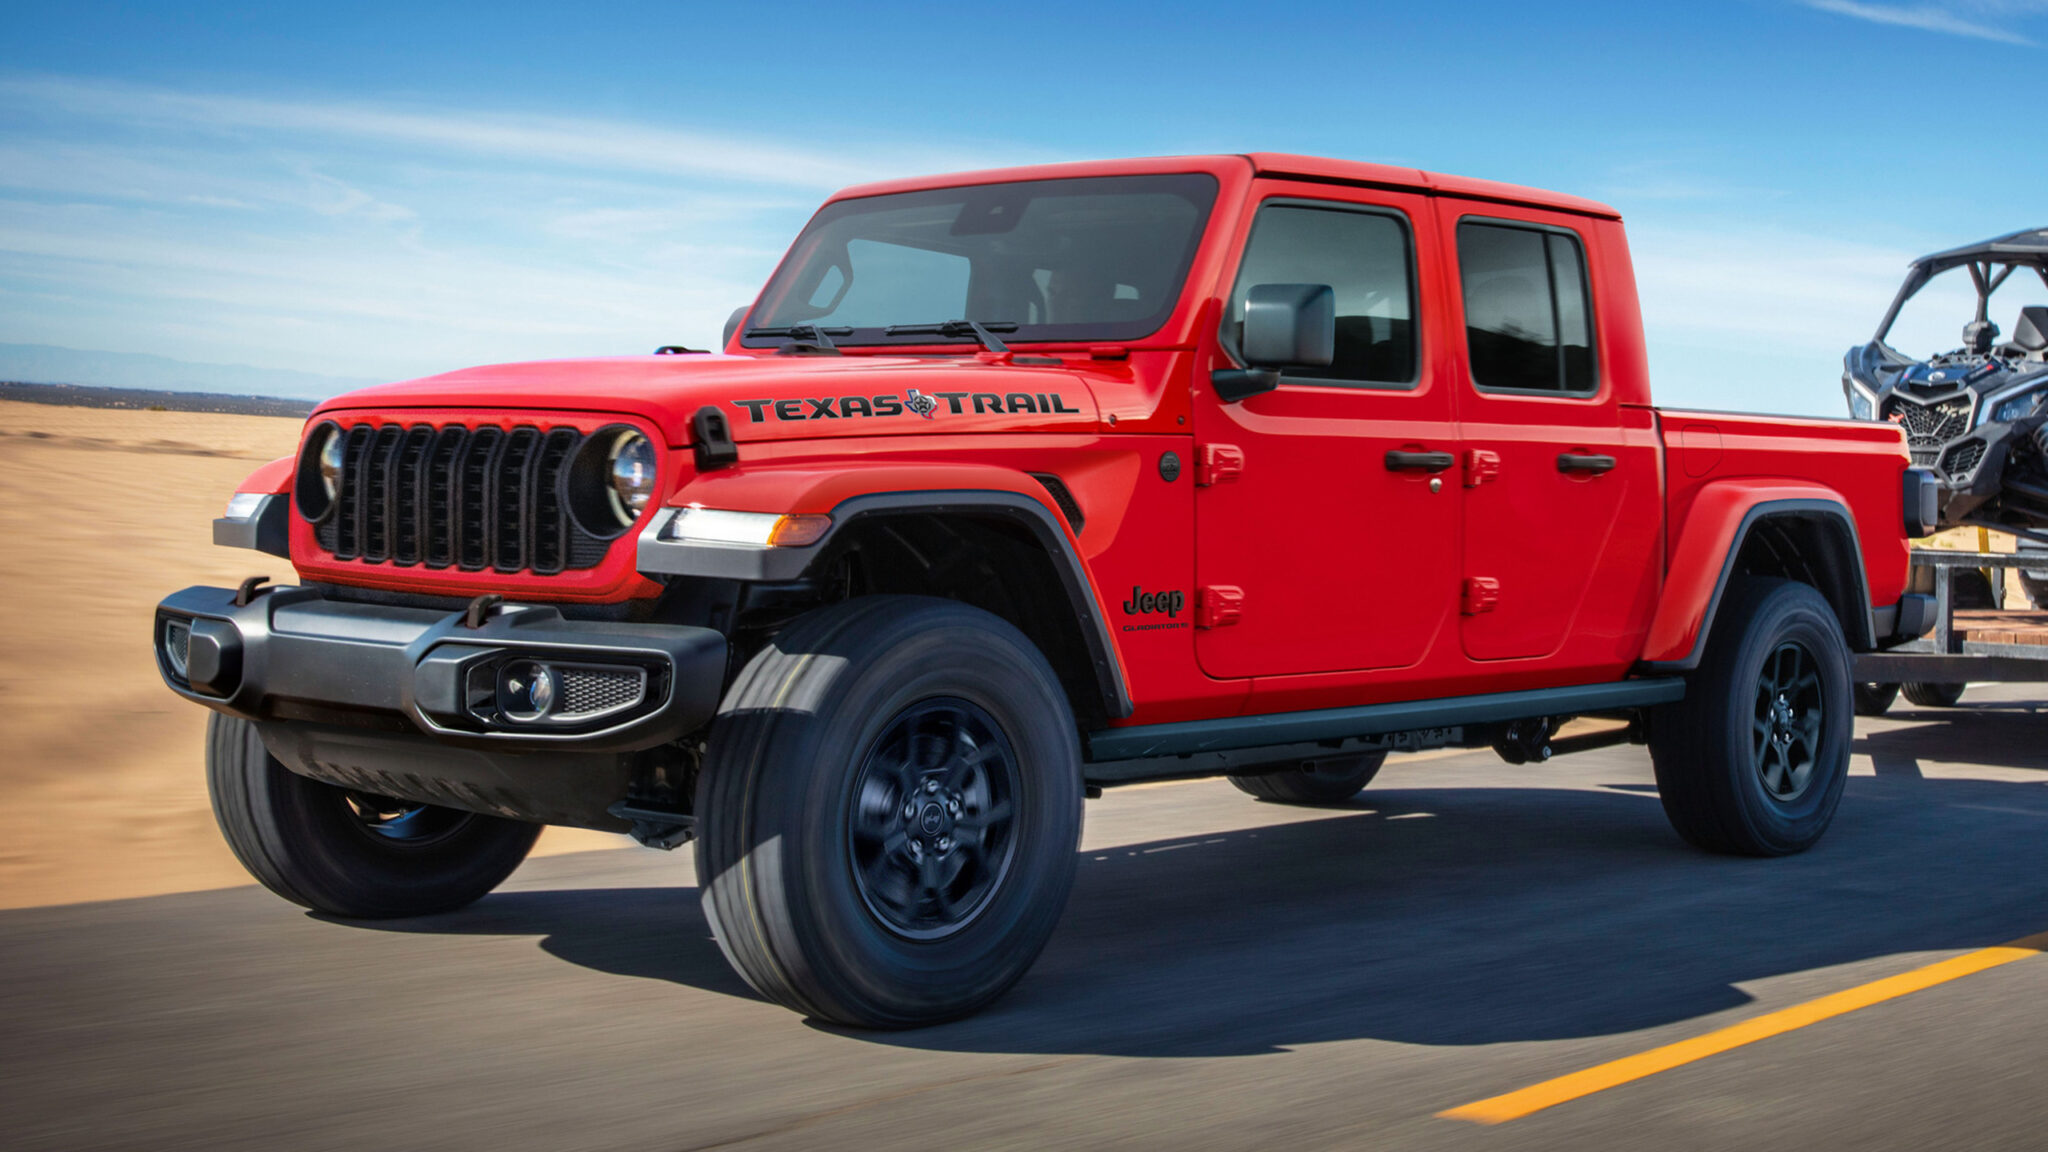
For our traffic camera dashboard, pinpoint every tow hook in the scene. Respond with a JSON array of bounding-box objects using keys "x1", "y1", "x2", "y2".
[{"x1": 1493, "y1": 716, "x2": 1559, "y2": 765}]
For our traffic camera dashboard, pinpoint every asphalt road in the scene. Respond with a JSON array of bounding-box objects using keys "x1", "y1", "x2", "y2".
[{"x1": 5, "y1": 685, "x2": 2048, "y2": 1151}]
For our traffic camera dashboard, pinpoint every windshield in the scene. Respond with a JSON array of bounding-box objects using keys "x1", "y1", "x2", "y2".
[
  {"x1": 1883, "y1": 263, "x2": 2048, "y2": 360},
  {"x1": 744, "y1": 173, "x2": 1219, "y2": 348}
]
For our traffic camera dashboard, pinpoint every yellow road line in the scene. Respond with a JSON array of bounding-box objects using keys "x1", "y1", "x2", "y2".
[{"x1": 1441, "y1": 930, "x2": 2048, "y2": 1125}]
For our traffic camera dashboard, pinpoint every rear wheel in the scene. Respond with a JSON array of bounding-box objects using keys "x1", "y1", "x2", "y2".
[
  {"x1": 1901, "y1": 681, "x2": 1967, "y2": 707},
  {"x1": 1648, "y1": 579, "x2": 1852, "y2": 856},
  {"x1": 1853, "y1": 682, "x2": 1899, "y2": 716},
  {"x1": 206, "y1": 714, "x2": 541, "y2": 917},
  {"x1": 695, "y1": 596, "x2": 1082, "y2": 1028},
  {"x1": 1229, "y1": 752, "x2": 1387, "y2": 806}
]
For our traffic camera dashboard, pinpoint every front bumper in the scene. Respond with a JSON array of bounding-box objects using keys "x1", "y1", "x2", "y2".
[{"x1": 154, "y1": 584, "x2": 727, "y2": 826}]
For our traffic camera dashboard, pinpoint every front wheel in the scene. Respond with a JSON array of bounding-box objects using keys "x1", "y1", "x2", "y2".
[
  {"x1": 1648, "y1": 579, "x2": 1852, "y2": 856},
  {"x1": 1229, "y1": 752, "x2": 1387, "y2": 805},
  {"x1": 1901, "y1": 681, "x2": 1967, "y2": 707},
  {"x1": 695, "y1": 596, "x2": 1083, "y2": 1028},
  {"x1": 206, "y1": 714, "x2": 541, "y2": 917}
]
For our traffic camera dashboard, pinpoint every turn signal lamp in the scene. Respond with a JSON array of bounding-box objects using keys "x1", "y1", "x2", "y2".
[{"x1": 662, "y1": 508, "x2": 832, "y2": 547}]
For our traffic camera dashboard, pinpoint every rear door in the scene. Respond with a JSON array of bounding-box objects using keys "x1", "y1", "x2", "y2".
[
  {"x1": 1193, "y1": 185, "x2": 1461, "y2": 679},
  {"x1": 1443, "y1": 210, "x2": 1659, "y2": 667}
]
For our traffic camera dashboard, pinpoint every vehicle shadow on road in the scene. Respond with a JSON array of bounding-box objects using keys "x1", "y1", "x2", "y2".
[
  {"x1": 1856, "y1": 699, "x2": 2048, "y2": 776},
  {"x1": 350, "y1": 762, "x2": 2048, "y2": 1060}
]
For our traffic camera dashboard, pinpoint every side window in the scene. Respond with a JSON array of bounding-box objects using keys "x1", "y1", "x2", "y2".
[
  {"x1": 1457, "y1": 222, "x2": 1596, "y2": 394},
  {"x1": 1228, "y1": 203, "x2": 1417, "y2": 386}
]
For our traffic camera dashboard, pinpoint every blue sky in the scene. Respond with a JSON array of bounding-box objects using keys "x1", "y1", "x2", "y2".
[{"x1": 4, "y1": 0, "x2": 2048, "y2": 411}]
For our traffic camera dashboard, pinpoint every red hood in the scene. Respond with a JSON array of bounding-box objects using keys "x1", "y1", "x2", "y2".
[{"x1": 313, "y1": 353, "x2": 1106, "y2": 446}]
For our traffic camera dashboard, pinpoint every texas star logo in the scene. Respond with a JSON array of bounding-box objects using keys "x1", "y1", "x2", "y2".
[{"x1": 905, "y1": 389, "x2": 938, "y2": 419}]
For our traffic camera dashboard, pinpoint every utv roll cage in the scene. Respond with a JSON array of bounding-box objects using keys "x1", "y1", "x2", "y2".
[{"x1": 1873, "y1": 228, "x2": 2048, "y2": 350}]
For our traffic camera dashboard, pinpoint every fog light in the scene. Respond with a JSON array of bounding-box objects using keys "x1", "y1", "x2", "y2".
[
  {"x1": 497, "y1": 661, "x2": 559, "y2": 722},
  {"x1": 163, "y1": 619, "x2": 192, "y2": 680}
]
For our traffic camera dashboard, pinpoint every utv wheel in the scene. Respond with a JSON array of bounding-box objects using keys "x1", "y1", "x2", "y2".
[
  {"x1": 1648, "y1": 579, "x2": 1851, "y2": 856},
  {"x1": 1901, "y1": 681, "x2": 1967, "y2": 708},
  {"x1": 206, "y1": 714, "x2": 541, "y2": 918},
  {"x1": 695, "y1": 596, "x2": 1083, "y2": 1028},
  {"x1": 1229, "y1": 752, "x2": 1387, "y2": 805},
  {"x1": 1853, "y1": 682, "x2": 1899, "y2": 716},
  {"x1": 2020, "y1": 572, "x2": 2048, "y2": 611}
]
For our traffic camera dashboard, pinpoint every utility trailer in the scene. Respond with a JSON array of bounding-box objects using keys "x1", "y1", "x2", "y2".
[{"x1": 1855, "y1": 549, "x2": 2048, "y2": 687}]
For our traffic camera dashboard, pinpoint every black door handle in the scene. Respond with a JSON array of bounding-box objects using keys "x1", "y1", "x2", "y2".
[
  {"x1": 1385, "y1": 450, "x2": 1455, "y2": 473},
  {"x1": 1557, "y1": 453, "x2": 1617, "y2": 474}
]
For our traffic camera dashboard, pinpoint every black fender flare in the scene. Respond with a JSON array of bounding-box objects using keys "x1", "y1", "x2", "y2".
[{"x1": 639, "y1": 489, "x2": 1132, "y2": 720}]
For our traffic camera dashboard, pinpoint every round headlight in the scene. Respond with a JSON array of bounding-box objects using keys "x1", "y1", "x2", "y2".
[
  {"x1": 319, "y1": 429, "x2": 344, "y2": 499},
  {"x1": 608, "y1": 432, "x2": 656, "y2": 524},
  {"x1": 295, "y1": 422, "x2": 344, "y2": 522}
]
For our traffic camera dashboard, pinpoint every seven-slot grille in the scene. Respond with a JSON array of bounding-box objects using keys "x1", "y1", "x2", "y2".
[
  {"x1": 1882, "y1": 393, "x2": 1974, "y2": 465},
  {"x1": 315, "y1": 422, "x2": 611, "y2": 574}
]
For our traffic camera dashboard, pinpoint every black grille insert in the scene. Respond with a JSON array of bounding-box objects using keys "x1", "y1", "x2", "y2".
[{"x1": 314, "y1": 421, "x2": 613, "y2": 574}]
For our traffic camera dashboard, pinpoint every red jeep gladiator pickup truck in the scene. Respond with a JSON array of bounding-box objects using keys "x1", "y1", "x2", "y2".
[{"x1": 156, "y1": 154, "x2": 1937, "y2": 1027}]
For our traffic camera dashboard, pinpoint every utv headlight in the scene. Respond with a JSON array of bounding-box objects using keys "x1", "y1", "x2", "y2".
[
  {"x1": 1849, "y1": 388, "x2": 1874, "y2": 421},
  {"x1": 294, "y1": 421, "x2": 344, "y2": 522},
  {"x1": 608, "y1": 432, "x2": 657, "y2": 522},
  {"x1": 1992, "y1": 389, "x2": 2046, "y2": 424}
]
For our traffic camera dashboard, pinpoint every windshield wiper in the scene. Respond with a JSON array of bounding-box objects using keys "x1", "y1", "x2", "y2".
[
  {"x1": 746, "y1": 324, "x2": 850, "y2": 354},
  {"x1": 884, "y1": 320, "x2": 1018, "y2": 355}
]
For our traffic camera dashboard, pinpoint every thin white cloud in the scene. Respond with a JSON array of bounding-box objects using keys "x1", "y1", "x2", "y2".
[
  {"x1": 0, "y1": 75, "x2": 1038, "y2": 189},
  {"x1": 1798, "y1": 1, "x2": 2038, "y2": 45}
]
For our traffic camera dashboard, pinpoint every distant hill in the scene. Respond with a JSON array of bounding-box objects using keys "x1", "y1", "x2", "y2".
[
  {"x1": 0, "y1": 381, "x2": 315, "y2": 418},
  {"x1": 0, "y1": 343, "x2": 384, "y2": 402}
]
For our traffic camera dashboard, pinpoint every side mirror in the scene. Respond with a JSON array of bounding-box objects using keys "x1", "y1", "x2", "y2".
[
  {"x1": 722, "y1": 304, "x2": 752, "y2": 350},
  {"x1": 1213, "y1": 283, "x2": 1335, "y2": 402}
]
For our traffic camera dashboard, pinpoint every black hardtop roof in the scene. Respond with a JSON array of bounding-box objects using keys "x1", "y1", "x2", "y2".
[{"x1": 1913, "y1": 227, "x2": 2048, "y2": 272}]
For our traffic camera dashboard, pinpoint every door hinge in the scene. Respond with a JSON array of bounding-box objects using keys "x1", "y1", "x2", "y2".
[
  {"x1": 1463, "y1": 449, "x2": 1501, "y2": 488},
  {"x1": 1197, "y1": 444, "x2": 1244, "y2": 487},
  {"x1": 1198, "y1": 585, "x2": 1243, "y2": 629},
  {"x1": 1462, "y1": 577, "x2": 1500, "y2": 615}
]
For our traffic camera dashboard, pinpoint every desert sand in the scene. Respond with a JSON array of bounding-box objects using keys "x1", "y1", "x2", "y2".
[{"x1": 0, "y1": 400, "x2": 626, "y2": 911}]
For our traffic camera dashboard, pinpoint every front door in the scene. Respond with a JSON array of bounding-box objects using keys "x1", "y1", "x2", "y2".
[{"x1": 1194, "y1": 187, "x2": 1461, "y2": 679}]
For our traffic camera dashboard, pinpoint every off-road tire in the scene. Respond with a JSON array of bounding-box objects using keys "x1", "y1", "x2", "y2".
[
  {"x1": 1901, "y1": 681, "x2": 1967, "y2": 707},
  {"x1": 1648, "y1": 578, "x2": 1852, "y2": 856},
  {"x1": 1853, "y1": 682, "x2": 1899, "y2": 716},
  {"x1": 695, "y1": 596, "x2": 1083, "y2": 1029},
  {"x1": 1228, "y1": 752, "x2": 1388, "y2": 805},
  {"x1": 206, "y1": 713, "x2": 541, "y2": 918}
]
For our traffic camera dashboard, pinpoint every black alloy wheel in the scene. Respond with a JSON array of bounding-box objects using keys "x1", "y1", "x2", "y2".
[
  {"x1": 341, "y1": 792, "x2": 475, "y2": 846},
  {"x1": 848, "y1": 699, "x2": 1020, "y2": 939},
  {"x1": 1753, "y1": 642, "x2": 1825, "y2": 803}
]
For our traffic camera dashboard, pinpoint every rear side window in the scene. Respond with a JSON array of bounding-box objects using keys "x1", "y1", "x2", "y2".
[
  {"x1": 1228, "y1": 202, "x2": 1417, "y2": 386},
  {"x1": 1458, "y1": 222, "x2": 1595, "y2": 394}
]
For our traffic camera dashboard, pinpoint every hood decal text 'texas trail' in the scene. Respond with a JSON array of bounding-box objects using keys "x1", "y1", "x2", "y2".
[{"x1": 730, "y1": 391, "x2": 1083, "y2": 423}]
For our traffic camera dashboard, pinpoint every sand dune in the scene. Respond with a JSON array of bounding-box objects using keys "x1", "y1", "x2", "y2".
[{"x1": 0, "y1": 401, "x2": 625, "y2": 911}]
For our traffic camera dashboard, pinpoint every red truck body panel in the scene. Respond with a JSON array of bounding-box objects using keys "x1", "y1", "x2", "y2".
[{"x1": 244, "y1": 154, "x2": 1914, "y2": 731}]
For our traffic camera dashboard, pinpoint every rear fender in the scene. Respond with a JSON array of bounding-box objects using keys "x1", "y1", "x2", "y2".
[{"x1": 1640, "y1": 481, "x2": 1876, "y2": 670}]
